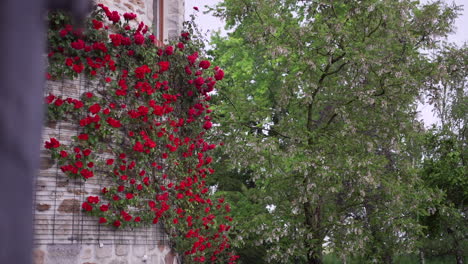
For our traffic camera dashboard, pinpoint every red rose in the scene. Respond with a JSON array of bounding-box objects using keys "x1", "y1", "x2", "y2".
[
  {"x1": 99, "y1": 217, "x2": 107, "y2": 224},
  {"x1": 100, "y1": 204, "x2": 109, "y2": 212},
  {"x1": 113, "y1": 220, "x2": 121, "y2": 227},
  {"x1": 44, "y1": 138, "x2": 60, "y2": 149},
  {"x1": 45, "y1": 94, "x2": 55, "y2": 104},
  {"x1": 65, "y1": 58, "x2": 73, "y2": 66},
  {"x1": 54, "y1": 98, "x2": 64, "y2": 106},
  {"x1": 106, "y1": 117, "x2": 122, "y2": 128},
  {"x1": 89, "y1": 103, "x2": 101, "y2": 114},
  {"x1": 177, "y1": 42, "x2": 185, "y2": 50},
  {"x1": 203, "y1": 121, "x2": 213, "y2": 130},
  {"x1": 87, "y1": 196, "x2": 100, "y2": 204},
  {"x1": 78, "y1": 133, "x2": 89, "y2": 140},
  {"x1": 59, "y1": 151, "x2": 68, "y2": 158},
  {"x1": 71, "y1": 39, "x2": 85, "y2": 50},
  {"x1": 59, "y1": 29, "x2": 68, "y2": 37},
  {"x1": 215, "y1": 69, "x2": 225, "y2": 80},
  {"x1": 83, "y1": 149, "x2": 91, "y2": 156},
  {"x1": 110, "y1": 34, "x2": 123, "y2": 46},
  {"x1": 106, "y1": 159, "x2": 114, "y2": 165},
  {"x1": 82, "y1": 202, "x2": 93, "y2": 211},
  {"x1": 92, "y1": 19, "x2": 103, "y2": 29},
  {"x1": 187, "y1": 52, "x2": 198, "y2": 65},
  {"x1": 158, "y1": 61, "x2": 170, "y2": 72},
  {"x1": 80, "y1": 169, "x2": 94, "y2": 179},
  {"x1": 72, "y1": 63, "x2": 84, "y2": 73},
  {"x1": 123, "y1": 12, "x2": 137, "y2": 20},
  {"x1": 134, "y1": 33, "x2": 145, "y2": 45},
  {"x1": 109, "y1": 11, "x2": 120, "y2": 24},
  {"x1": 199, "y1": 60, "x2": 211, "y2": 69},
  {"x1": 74, "y1": 100, "x2": 84, "y2": 109},
  {"x1": 165, "y1": 46, "x2": 174, "y2": 55}
]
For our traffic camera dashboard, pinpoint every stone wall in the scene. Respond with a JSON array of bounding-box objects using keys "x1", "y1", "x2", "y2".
[
  {"x1": 95, "y1": 0, "x2": 185, "y2": 41},
  {"x1": 33, "y1": 244, "x2": 177, "y2": 264},
  {"x1": 35, "y1": 77, "x2": 179, "y2": 264}
]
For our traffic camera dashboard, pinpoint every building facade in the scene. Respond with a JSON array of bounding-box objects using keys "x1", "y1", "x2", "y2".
[{"x1": 33, "y1": 1, "x2": 185, "y2": 264}]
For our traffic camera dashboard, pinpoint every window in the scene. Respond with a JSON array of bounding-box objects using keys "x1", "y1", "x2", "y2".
[{"x1": 153, "y1": 0, "x2": 164, "y2": 41}]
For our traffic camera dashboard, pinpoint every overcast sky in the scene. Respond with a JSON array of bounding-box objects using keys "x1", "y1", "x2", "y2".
[{"x1": 184, "y1": 0, "x2": 467, "y2": 127}]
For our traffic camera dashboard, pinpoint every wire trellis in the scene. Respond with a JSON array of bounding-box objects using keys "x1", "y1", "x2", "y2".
[{"x1": 34, "y1": 77, "x2": 170, "y2": 246}]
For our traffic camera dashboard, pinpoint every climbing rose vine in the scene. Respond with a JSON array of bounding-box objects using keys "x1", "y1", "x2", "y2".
[{"x1": 44, "y1": 5, "x2": 238, "y2": 263}]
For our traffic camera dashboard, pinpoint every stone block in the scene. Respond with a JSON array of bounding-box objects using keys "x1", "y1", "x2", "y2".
[
  {"x1": 133, "y1": 245, "x2": 145, "y2": 257},
  {"x1": 108, "y1": 259, "x2": 128, "y2": 264},
  {"x1": 115, "y1": 245, "x2": 129, "y2": 256},
  {"x1": 58, "y1": 198, "x2": 80, "y2": 213},
  {"x1": 33, "y1": 248, "x2": 45, "y2": 264},
  {"x1": 36, "y1": 203, "x2": 51, "y2": 212},
  {"x1": 46, "y1": 244, "x2": 81, "y2": 264},
  {"x1": 96, "y1": 245, "x2": 113, "y2": 258},
  {"x1": 129, "y1": 0, "x2": 144, "y2": 8},
  {"x1": 81, "y1": 247, "x2": 93, "y2": 259},
  {"x1": 40, "y1": 156, "x2": 54, "y2": 170},
  {"x1": 123, "y1": 3, "x2": 134, "y2": 11}
]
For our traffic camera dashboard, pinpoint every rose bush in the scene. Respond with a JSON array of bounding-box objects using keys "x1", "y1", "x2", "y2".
[{"x1": 44, "y1": 5, "x2": 237, "y2": 263}]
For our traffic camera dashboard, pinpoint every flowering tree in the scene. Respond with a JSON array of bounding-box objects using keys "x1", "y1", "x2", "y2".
[
  {"x1": 208, "y1": 0, "x2": 461, "y2": 263},
  {"x1": 43, "y1": 5, "x2": 238, "y2": 263}
]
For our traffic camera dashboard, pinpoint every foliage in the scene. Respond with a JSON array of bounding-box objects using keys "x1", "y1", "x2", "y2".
[
  {"x1": 420, "y1": 44, "x2": 467, "y2": 263},
  {"x1": 44, "y1": 5, "x2": 238, "y2": 263},
  {"x1": 207, "y1": 0, "x2": 462, "y2": 263}
]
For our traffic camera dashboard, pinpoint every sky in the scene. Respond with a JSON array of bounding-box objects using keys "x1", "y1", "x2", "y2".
[{"x1": 184, "y1": 0, "x2": 467, "y2": 127}]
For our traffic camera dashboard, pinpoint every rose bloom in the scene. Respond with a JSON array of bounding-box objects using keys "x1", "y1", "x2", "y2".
[
  {"x1": 134, "y1": 33, "x2": 145, "y2": 45},
  {"x1": 113, "y1": 220, "x2": 121, "y2": 227},
  {"x1": 199, "y1": 60, "x2": 210, "y2": 69},
  {"x1": 165, "y1": 46, "x2": 174, "y2": 55},
  {"x1": 100, "y1": 204, "x2": 109, "y2": 212}
]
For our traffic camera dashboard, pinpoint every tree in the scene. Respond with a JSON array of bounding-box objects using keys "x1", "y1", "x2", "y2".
[
  {"x1": 207, "y1": 0, "x2": 460, "y2": 263},
  {"x1": 420, "y1": 44, "x2": 467, "y2": 264}
]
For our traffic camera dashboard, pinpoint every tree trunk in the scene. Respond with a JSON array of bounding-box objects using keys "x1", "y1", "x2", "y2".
[
  {"x1": 383, "y1": 253, "x2": 393, "y2": 264},
  {"x1": 455, "y1": 252, "x2": 464, "y2": 264},
  {"x1": 418, "y1": 249, "x2": 425, "y2": 264},
  {"x1": 304, "y1": 199, "x2": 324, "y2": 264}
]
